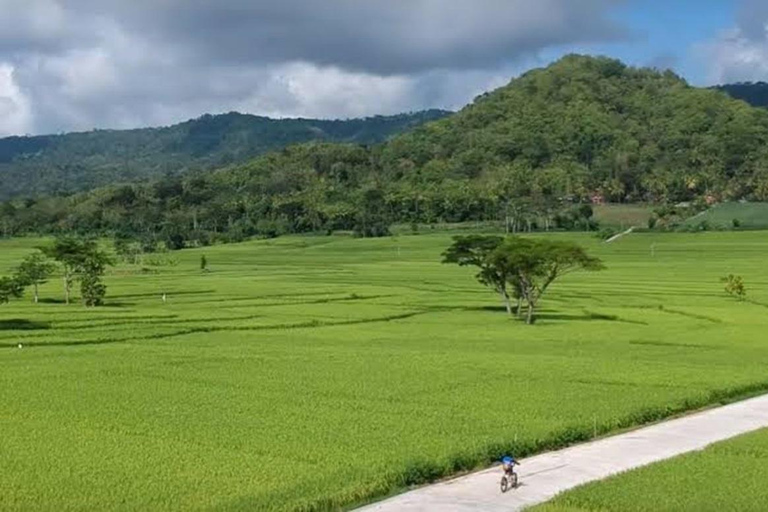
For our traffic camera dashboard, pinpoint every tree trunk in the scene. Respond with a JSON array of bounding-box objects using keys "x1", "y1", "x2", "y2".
[
  {"x1": 526, "y1": 302, "x2": 536, "y2": 325},
  {"x1": 501, "y1": 290, "x2": 512, "y2": 316},
  {"x1": 516, "y1": 297, "x2": 523, "y2": 317},
  {"x1": 33, "y1": 282, "x2": 39, "y2": 304},
  {"x1": 64, "y1": 275, "x2": 70, "y2": 305}
]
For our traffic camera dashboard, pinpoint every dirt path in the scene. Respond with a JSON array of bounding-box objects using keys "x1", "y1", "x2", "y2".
[
  {"x1": 356, "y1": 393, "x2": 768, "y2": 511},
  {"x1": 604, "y1": 227, "x2": 634, "y2": 243}
]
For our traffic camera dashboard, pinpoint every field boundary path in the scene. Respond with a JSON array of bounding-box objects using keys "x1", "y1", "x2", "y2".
[
  {"x1": 356, "y1": 393, "x2": 768, "y2": 511},
  {"x1": 604, "y1": 227, "x2": 634, "y2": 243}
]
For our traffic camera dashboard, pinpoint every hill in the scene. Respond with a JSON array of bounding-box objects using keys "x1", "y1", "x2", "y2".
[
  {"x1": 715, "y1": 82, "x2": 768, "y2": 108},
  {"x1": 380, "y1": 56, "x2": 768, "y2": 204},
  {"x1": 0, "y1": 110, "x2": 451, "y2": 200},
  {"x1": 4, "y1": 55, "x2": 768, "y2": 244}
]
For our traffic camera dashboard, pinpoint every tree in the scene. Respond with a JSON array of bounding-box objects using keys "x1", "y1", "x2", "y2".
[
  {"x1": 15, "y1": 251, "x2": 56, "y2": 304},
  {"x1": 491, "y1": 238, "x2": 605, "y2": 324},
  {"x1": 113, "y1": 236, "x2": 144, "y2": 264},
  {"x1": 354, "y1": 188, "x2": 391, "y2": 238},
  {"x1": 442, "y1": 235, "x2": 520, "y2": 315},
  {"x1": 41, "y1": 237, "x2": 92, "y2": 304},
  {"x1": 0, "y1": 276, "x2": 24, "y2": 304},
  {"x1": 80, "y1": 251, "x2": 112, "y2": 307},
  {"x1": 41, "y1": 236, "x2": 112, "y2": 305}
]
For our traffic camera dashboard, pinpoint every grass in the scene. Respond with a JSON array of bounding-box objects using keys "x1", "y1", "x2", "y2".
[
  {"x1": 592, "y1": 204, "x2": 653, "y2": 229},
  {"x1": 531, "y1": 427, "x2": 768, "y2": 512},
  {"x1": 683, "y1": 202, "x2": 768, "y2": 230},
  {"x1": 1, "y1": 231, "x2": 768, "y2": 511}
]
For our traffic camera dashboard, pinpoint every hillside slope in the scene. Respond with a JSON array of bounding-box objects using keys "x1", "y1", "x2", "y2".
[
  {"x1": 4, "y1": 55, "x2": 768, "y2": 242},
  {"x1": 0, "y1": 110, "x2": 451, "y2": 200},
  {"x1": 380, "y1": 55, "x2": 768, "y2": 203},
  {"x1": 715, "y1": 82, "x2": 768, "y2": 108}
]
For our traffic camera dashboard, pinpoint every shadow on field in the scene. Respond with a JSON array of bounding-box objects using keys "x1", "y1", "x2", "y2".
[
  {"x1": 746, "y1": 299, "x2": 768, "y2": 310},
  {"x1": 99, "y1": 302, "x2": 136, "y2": 308},
  {"x1": 38, "y1": 298, "x2": 66, "y2": 304},
  {"x1": 453, "y1": 306, "x2": 648, "y2": 325},
  {"x1": 37, "y1": 298, "x2": 135, "y2": 307},
  {"x1": 536, "y1": 312, "x2": 648, "y2": 325},
  {"x1": 0, "y1": 319, "x2": 50, "y2": 331},
  {"x1": 111, "y1": 290, "x2": 216, "y2": 299}
]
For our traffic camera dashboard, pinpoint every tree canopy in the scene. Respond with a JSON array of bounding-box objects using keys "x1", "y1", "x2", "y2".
[
  {"x1": 445, "y1": 235, "x2": 604, "y2": 324},
  {"x1": 0, "y1": 276, "x2": 24, "y2": 304}
]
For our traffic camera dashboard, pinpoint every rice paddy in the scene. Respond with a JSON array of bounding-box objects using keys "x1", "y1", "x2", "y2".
[
  {"x1": 1, "y1": 231, "x2": 768, "y2": 511},
  {"x1": 532, "y1": 427, "x2": 768, "y2": 512}
]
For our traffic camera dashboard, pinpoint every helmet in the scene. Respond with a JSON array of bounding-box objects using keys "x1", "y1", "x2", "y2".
[{"x1": 502, "y1": 456, "x2": 513, "y2": 464}]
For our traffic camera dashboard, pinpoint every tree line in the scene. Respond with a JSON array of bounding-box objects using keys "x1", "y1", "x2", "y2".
[{"x1": 0, "y1": 238, "x2": 112, "y2": 307}]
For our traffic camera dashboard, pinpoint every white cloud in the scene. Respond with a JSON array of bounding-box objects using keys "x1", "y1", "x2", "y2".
[
  {"x1": 698, "y1": 1, "x2": 768, "y2": 84},
  {"x1": 0, "y1": 64, "x2": 32, "y2": 136},
  {"x1": 700, "y1": 25, "x2": 768, "y2": 84}
]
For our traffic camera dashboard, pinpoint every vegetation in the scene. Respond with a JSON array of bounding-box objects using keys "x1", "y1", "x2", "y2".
[
  {"x1": 14, "y1": 251, "x2": 56, "y2": 303},
  {"x1": 39, "y1": 237, "x2": 113, "y2": 305},
  {"x1": 0, "y1": 275, "x2": 23, "y2": 304},
  {"x1": 1, "y1": 230, "x2": 768, "y2": 510},
  {"x1": 5, "y1": 56, "x2": 768, "y2": 246},
  {"x1": 592, "y1": 204, "x2": 654, "y2": 230},
  {"x1": 0, "y1": 110, "x2": 451, "y2": 200},
  {"x1": 494, "y1": 237, "x2": 604, "y2": 324},
  {"x1": 532, "y1": 428, "x2": 768, "y2": 512},
  {"x1": 680, "y1": 202, "x2": 768, "y2": 231},
  {"x1": 722, "y1": 274, "x2": 746, "y2": 301},
  {"x1": 443, "y1": 235, "x2": 604, "y2": 323}
]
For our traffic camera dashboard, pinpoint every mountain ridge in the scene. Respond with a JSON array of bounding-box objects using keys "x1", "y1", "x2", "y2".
[
  {"x1": 0, "y1": 109, "x2": 452, "y2": 200},
  {"x1": 714, "y1": 82, "x2": 768, "y2": 109}
]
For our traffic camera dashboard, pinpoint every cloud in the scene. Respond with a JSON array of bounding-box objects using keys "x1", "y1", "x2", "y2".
[
  {"x1": 0, "y1": 64, "x2": 32, "y2": 136},
  {"x1": 0, "y1": 0, "x2": 628, "y2": 135},
  {"x1": 699, "y1": 0, "x2": 768, "y2": 84}
]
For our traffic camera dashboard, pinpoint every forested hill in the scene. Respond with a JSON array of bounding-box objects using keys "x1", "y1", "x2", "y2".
[
  {"x1": 4, "y1": 55, "x2": 768, "y2": 243},
  {"x1": 379, "y1": 55, "x2": 768, "y2": 204},
  {"x1": 714, "y1": 82, "x2": 768, "y2": 108},
  {"x1": 0, "y1": 109, "x2": 451, "y2": 200}
]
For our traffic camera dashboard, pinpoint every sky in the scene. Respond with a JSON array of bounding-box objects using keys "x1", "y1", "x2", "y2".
[{"x1": 0, "y1": 0, "x2": 766, "y2": 137}]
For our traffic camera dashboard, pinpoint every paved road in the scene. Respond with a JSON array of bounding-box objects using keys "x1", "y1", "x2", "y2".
[{"x1": 357, "y1": 393, "x2": 768, "y2": 511}]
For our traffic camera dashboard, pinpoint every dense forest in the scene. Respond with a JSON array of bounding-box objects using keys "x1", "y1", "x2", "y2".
[
  {"x1": 4, "y1": 55, "x2": 768, "y2": 246},
  {"x1": 0, "y1": 110, "x2": 451, "y2": 200},
  {"x1": 715, "y1": 82, "x2": 768, "y2": 108}
]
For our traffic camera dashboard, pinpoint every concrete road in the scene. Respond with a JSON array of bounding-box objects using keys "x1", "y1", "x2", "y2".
[{"x1": 357, "y1": 393, "x2": 768, "y2": 511}]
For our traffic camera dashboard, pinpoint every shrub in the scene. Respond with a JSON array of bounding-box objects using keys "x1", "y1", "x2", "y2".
[{"x1": 721, "y1": 274, "x2": 746, "y2": 301}]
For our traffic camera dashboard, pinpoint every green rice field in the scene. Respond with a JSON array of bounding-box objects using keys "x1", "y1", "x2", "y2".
[
  {"x1": 1, "y1": 231, "x2": 768, "y2": 511},
  {"x1": 592, "y1": 204, "x2": 653, "y2": 229},
  {"x1": 684, "y1": 202, "x2": 768, "y2": 230},
  {"x1": 532, "y1": 427, "x2": 768, "y2": 512}
]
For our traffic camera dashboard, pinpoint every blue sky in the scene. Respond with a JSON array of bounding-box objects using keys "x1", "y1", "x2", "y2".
[
  {"x1": 609, "y1": 0, "x2": 738, "y2": 84},
  {"x1": 540, "y1": 0, "x2": 740, "y2": 85},
  {"x1": 1, "y1": 1, "x2": 767, "y2": 136}
]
